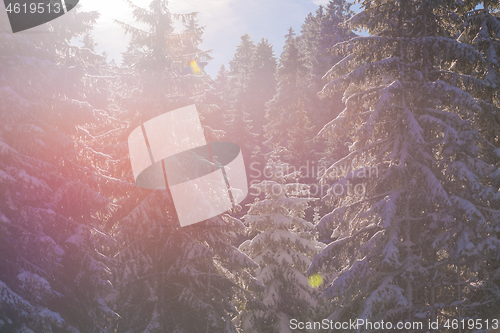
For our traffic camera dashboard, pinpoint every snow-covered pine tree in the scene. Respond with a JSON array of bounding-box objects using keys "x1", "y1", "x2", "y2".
[
  {"x1": 299, "y1": 0, "x2": 354, "y2": 131},
  {"x1": 74, "y1": 31, "x2": 116, "y2": 111},
  {"x1": 300, "y1": 0, "x2": 354, "y2": 86},
  {"x1": 264, "y1": 28, "x2": 315, "y2": 168},
  {"x1": 112, "y1": 205, "x2": 258, "y2": 332},
  {"x1": 200, "y1": 65, "x2": 231, "y2": 144},
  {"x1": 455, "y1": 0, "x2": 500, "y2": 320},
  {"x1": 215, "y1": 65, "x2": 230, "y2": 104},
  {"x1": 310, "y1": 0, "x2": 500, "y2": 330},
  {"x1": 240, "y1": 38, "x2": 278, "y2": 182},
  {"x1": 300, "y1": 6, "x2": 325, "y2": 81},
  {"x1": 81, "y1": 32, "x2": 97, "y2": 52},
  {"x1": 247, "y1": 39, "x2": 278, "y2": 139},
  {"x1": 228, "y1": 34, "x2": 256, "y2": 100},
  {"x1": 109, "y1": 1, "x2": 258, "y2": 332},
  {"x1": 0, "y1": 7, "x2": 119, "y2": 333},
  {"x1": 225, "y1": 34, "x2": 259, "y2": 163},
  {"x1": 212, "y1": 65, "x2": 231, "y2": 119},
  {"x1": 117, "y1": 1, "x2": 211, "y2": 117},
  {"x1": 457, "y1": 0, "x2": 500, "y2": 147},
  {"x1": 238, "y1": 162, "x2": 324, "y2": 333}
]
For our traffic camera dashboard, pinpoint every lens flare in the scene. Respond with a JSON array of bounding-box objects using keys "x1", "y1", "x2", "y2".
[
  {"x1": 190, "y1": 60, "x2": 201, "y2": 75},
  {"x1": 308, "y1": 273, "x2": 323, "y2": 288}
]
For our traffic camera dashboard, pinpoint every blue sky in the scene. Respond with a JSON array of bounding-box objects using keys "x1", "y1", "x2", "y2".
[{"x1": 80, "y1": 0, "x2": 361, "y2": 77}]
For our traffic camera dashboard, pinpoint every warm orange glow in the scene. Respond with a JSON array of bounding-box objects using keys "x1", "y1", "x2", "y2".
[{"x1": 190, "y1": 60, "x2": 201, "y2": 74}]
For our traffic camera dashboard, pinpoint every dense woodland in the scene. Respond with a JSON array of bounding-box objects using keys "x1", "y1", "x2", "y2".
[{"x1": 1, "y1": 0, "x2": 500, "y2": 332}]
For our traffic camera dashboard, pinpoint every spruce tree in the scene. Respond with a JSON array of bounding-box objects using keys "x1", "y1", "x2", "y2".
[
  {"x1": 201, "y1": 65, "x2": 231, "y2": 144},
  {"x1": 247, "y1": 39, "x2": 278, "y2": 139},
  {"x1": 301, "y1": 0, "x2": 354, "y2": 84},
  {"x1": 310, "y1": 0, "x2": 500, "y2": 329},
  {"x1": 299, "y1": 0, "x2": 354, "y2": 131},
  {"x1": 458, "y1": 0, "x2": 500, "y2": 146},
  {"x1": 456, "y1": 0, "x2": 500, "y2": 320},
  {"x1": 110, "y1": 1, "x2": 257, "y2": 332},
  {"x1": 239, "y1": 162, "x2": 324, "y2": 333},
  {"x1": 264, "y1": 28, "x2": 315, "y2": 168},
  {"x1": 225, "y1": 34, "x2": 259, "y2": 165},
  {"x1": 0, "y1": 8, "x2": 119, "y2": 333},
  {"x1": 228, "y1": 34, "x2": 256, "y2": 98}
]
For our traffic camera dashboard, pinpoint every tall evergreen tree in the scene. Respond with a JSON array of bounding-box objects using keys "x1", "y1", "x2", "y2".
[
  {"x1": 117, "y1": 0, "x2": 211, "y2": 115},
  {"x1": 225, "y1": 34, "x2": 259, "y2": 164},
  {"x1": 265, "y1": 28, "x2": 315, "y2": 168},
  {"x1": 458, "y1": 0, "x2": 500, "y2": 147},
  {"x1": 301, "y1": 0, "x2": 354, "y2": 84},
  {"x1": 247, "y1": 39, "x2": 278, "y2": 138},
  {"x1": 213, "y1": 65, "x2": 231, "y2": 117},
  {"x1": 239, "y1": 162, "x2": 324, "y2": 333},
  {"x1": 300, "y1": 6, "x2": 325, "y2": 79},
  {"x1": 456, "y1": 0, "x2": 500, "y2": 320},
  {"x1": 299, "y1": 0, "x2": 354, "y2": 132},
  {"x1": 201, "y1": 65, "x2": 230, "y2": 143},
  {"x1": 110, "y1": 1, "x2": 257, "y2": 332},
  {"x1": 0, "y1": 8, "x2": 119, "y2": 333},
  {"x1": 228, "y1": 34, "x2": 256, "y2": 98},
  {"x1": 310, "y1": 0, "x2": 500, "y2": 329}
]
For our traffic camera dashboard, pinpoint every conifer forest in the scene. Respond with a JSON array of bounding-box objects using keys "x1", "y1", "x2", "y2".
[{"x1": 2, "y1": 0, "x2": 500, "y2": 332}]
